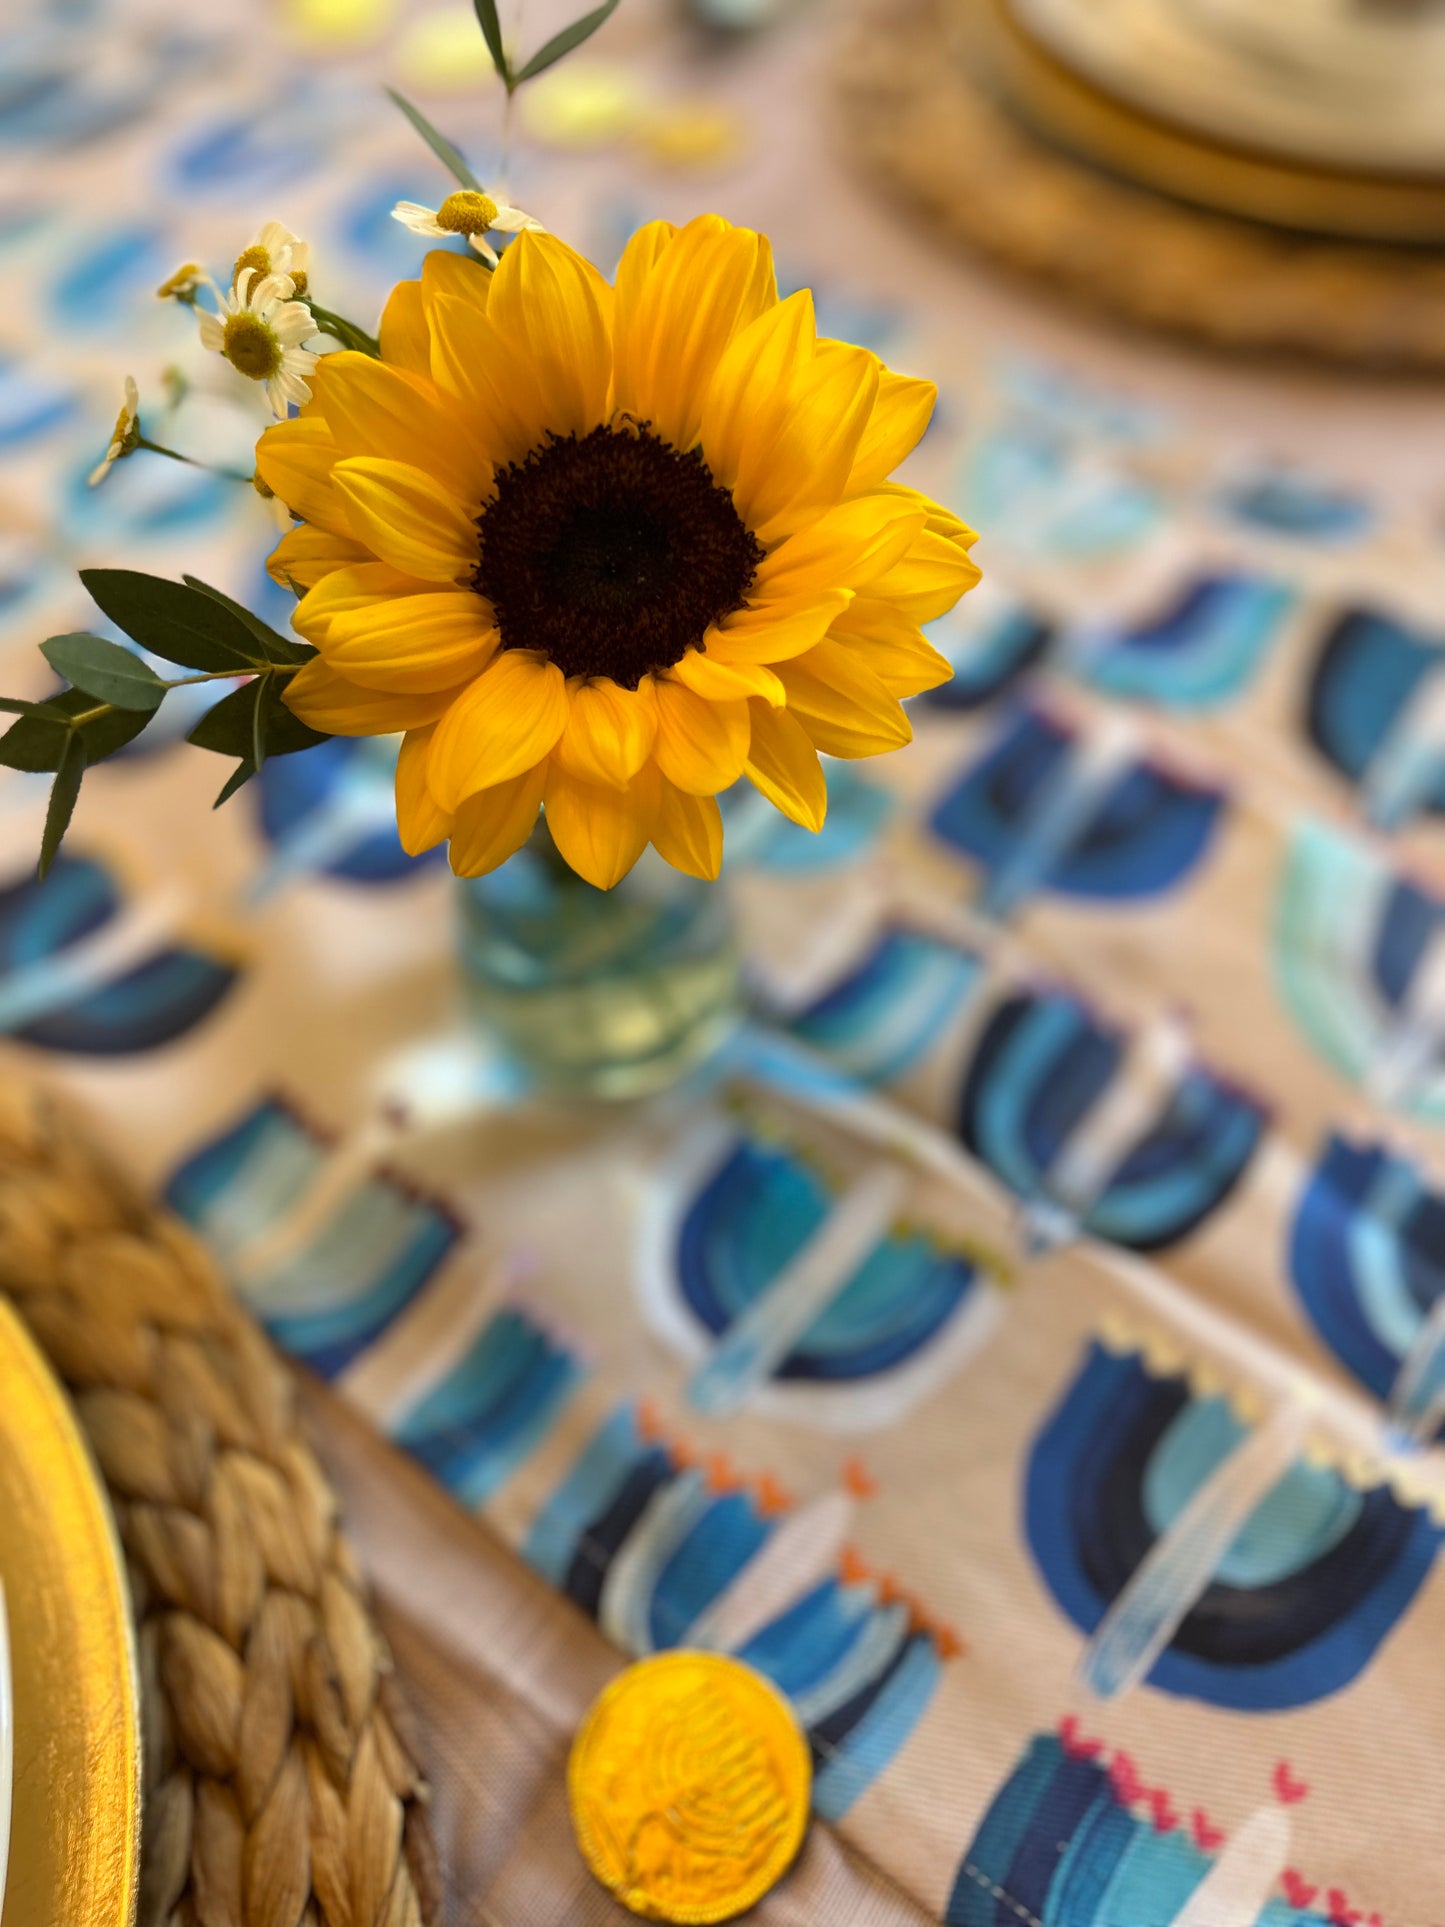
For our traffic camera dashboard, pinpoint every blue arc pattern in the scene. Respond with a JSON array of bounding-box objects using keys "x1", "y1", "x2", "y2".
[
  {"x1": 1025, "y1": 1342, "x2": 1442, "y2": 1710},
  {"x1": 930, "y1": 708, "x2": 1226, "y2": 908},
  {"x1": 1274, "y1": 818, "x2": 1445, "y2": 1114},
  {"x1": 788, "y1": 925, "x2": 982, "y2": 1086},
  {"x1": 677, "y1": 1136, "x2": 981, "y2": 1380},
  {"x1": 922, "y1": 600, "x2": 1054, "y2": 713},
  {"x1": 166, "y1": 1096, "x2": 461, "y2": 1378},
  {"x1": 1076, "y1": 572, "x2": 1295, "y2": 712},
  {"x1": 957, "y1": 991, "x2": 1264, "y2": 1250},
  {"x1": 523, "y1": 1401, "x2": 943, "y2": 1821},
  {"x1": 1290, "y1": 1134, "x2": 1445, "y2": 1433},
  {"x1": 1305, "y1": 607, "x2": 1445, "y2": 812},
  {"x1": 255, "y1": 735, "x2": 441, "y2": 887},
  {"x1": 946, "y1": 1733, "x2": 1331, "y2": 1927},
  {"x1": 393, "y1": 1307, "x2": 583, "y2": 1508},
  {"x1": 0, "y1": 854, "x2": 238, "y2": 1054}
]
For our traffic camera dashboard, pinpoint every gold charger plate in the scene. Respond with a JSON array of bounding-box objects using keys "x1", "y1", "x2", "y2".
[{"x1": 0, "y1": 1296, "x2": 140, "y2": 1927}]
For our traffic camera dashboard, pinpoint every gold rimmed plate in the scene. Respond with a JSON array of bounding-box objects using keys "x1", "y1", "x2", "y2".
[{"x1": 0, "y1": 1297, "x2": 140, "y2": 1927}]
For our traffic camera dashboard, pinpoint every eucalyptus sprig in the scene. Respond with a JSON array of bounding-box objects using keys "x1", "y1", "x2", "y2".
[{"x1": 0, "y1": 570, "x2": 333, "y2": 875}]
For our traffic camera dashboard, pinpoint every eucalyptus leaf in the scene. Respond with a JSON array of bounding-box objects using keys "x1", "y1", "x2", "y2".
[
  {"x1": 81, "y1": 568, "x2": 272, "y2": 674},
  {"x1": 468, "y1": 0, "x2": 510, "y2": 84},
  {"x1": 38, "y1": 733, "x2": 85, "y2": 878},
  {"x1": 0, "y1": 689, "x2": 150, "y2": 772},
  {"x1": 385, "y1": 87, "x2": 484, "y2": 189},
  {"x1": 181, "y1": 577, "x2": 313, "y2": 666},
  {"x1": 40, "y1": 633, "x2": 167, "y2": 711},
  {"x1": 214, "y1": 759, "x2": 255, "y2": 808},
  {"x1": 513, "y1": 0, "x2": 620, "y2": 81},
  {"x1": 188, "y1": 675, "x2": 330, "y2": 762}
]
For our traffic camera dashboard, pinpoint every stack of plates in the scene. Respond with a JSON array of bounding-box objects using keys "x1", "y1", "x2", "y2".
[{"x1": 0, "y1": 1299, "x2": 140, "y2": 1927}]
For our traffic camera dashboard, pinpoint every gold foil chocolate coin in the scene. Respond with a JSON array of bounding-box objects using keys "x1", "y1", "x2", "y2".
[{"x1": 567, "y1": 1650, "x2": 812, "y2": 1922}]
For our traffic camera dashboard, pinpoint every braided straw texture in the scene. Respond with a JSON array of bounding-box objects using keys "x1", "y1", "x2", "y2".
[
  {"x1": 836, "y1": 0, "x2": 1445, "y2": 371},
  {"x1": 0, "y1": 1075, "x2": 441, "y2": 1927}
]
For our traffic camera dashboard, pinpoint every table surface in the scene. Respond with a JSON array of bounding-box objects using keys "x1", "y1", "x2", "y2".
[{"x1": 4, "y1": 0, "x2": 1445, "y2": 1921}]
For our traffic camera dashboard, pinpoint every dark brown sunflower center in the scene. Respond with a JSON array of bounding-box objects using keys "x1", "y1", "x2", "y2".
[{"x1": 474, "y1": 423, "x2": 763, "y2": 687}]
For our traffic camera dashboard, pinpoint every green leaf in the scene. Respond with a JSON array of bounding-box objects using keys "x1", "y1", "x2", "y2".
[
  {"x1": 385, "y1": 87, "x2": 484, "y2": 189},
  {"x1": 0, "y1": 697, "x2": 45, "y2": 716},
  {"x1": 252, "y1": 678, "x2": 268, "y2": 773},
  {"x1": 214, "y1": 760, "x2": 255, "y2": 808},
  {"x1": 188, "y1": 675, "x2": 331, "y2": 762},
  {"x1": 180, "y1": 577, "x2": 313, "y2": 666},
  {"x1": 81, "y1": 568, "x2": 273, "y2": 674},
  {"x1": 0, "y1": 689, "x2": 150, "y2": 772},
  {"x1": 513, "y1": 0, "x2": 620, "y2": 81},
  {"x1": 468, "y1": 0, "x2": 510, "y2": 85},
  {"x1": 40, "y1": 633, "x2": 167, "y2": 711},
  {"x1": 38, "y1": 732, "x2": 85, "y2": 878}
]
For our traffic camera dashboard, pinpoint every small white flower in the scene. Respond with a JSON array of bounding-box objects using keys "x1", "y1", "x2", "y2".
[
  {"x1": 196, "y1": 268, "x2": 321, "y2": 420},
  {"x1": 232, "y1": 219, "x2": 311, "y2": 298},
  {"x1": 155, "y1": 261, "x2": 206, "y2": 303},
  {"x1": 88, "y1": 375, "x2": 140, "y2": 488},
  {"x1": 391, "y1": 188, "x2": 544, "y2": 266}
]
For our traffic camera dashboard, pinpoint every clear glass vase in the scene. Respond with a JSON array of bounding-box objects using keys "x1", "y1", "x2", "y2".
[{"x1": 455, "y1": 820, "x2": 742, "y2": 1099}]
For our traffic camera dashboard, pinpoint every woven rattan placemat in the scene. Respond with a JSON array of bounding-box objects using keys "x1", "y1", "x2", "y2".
[
  {"x1": 0, "y1": 1075, "x2": 439, "y2": 1927},
  {"x1": 836, "y1": 0, "x2": 1445, "y2": 371}
]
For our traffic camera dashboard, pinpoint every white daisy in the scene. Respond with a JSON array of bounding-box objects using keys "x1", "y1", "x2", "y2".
[
  {"x1": 197, "y1": 269, "x2": 321, "y2": 420},
  {"x1": 232, "y1": 219, "x2": 311, "y2": 298},
  {"x1": 87, "y1": 375, "x2": 140, "y2": 488},
  {"x1": 391, "y1": 188, "x2": 544, "y2": 266},
  {"x1": 155, "y1": 261, "x2": 206, "y2": 303}
]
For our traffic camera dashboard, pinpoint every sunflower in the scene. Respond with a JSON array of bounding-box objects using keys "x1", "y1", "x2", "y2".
[{"x1": 258, "y1": 216, "x2": 979, "y2": 888}]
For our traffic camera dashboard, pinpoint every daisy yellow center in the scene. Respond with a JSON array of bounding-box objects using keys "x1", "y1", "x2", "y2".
[
  {"x1": 222, "y1": 312, "x2": 283, "y2": 381},
  {"x1": 435, "y1": 190, "x2": 499, "y2": 236},
  {"x1": 474, "y1": 424, "x2": 763, "y2": 688},
  {"x1": 232, "y1": 244, "x2": 273, "y2": 286}
]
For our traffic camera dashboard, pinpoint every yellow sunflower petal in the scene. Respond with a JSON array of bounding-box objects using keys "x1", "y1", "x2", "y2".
[
  {"x1": 671, "y1": 648, "x2": 785, "y2": 707},
  {"x1": 255, "y1": 417, "x2": 350, "y2": 536},
  {"x1": 846, "y1": 368, "x2": 937, "y2": 492},
  {"x1": 294, "y1": 562, "x2": 442, "y2": 645},
  {"x1": 869, "y1": 528, "x2": 983, "y2": 623},
  {"x1": 422, "y1": 248, "x2": 491, "y2": 308},
  {"x1": 876, "y1": 481, "x2": 979, "y2": 549},
  {"x1": 331, "y1": 456, "x2": 478, "y2": 583},
  {"x1": 282, "y1": 657, "x2": 458, "y2": 735},
  {"x1": 830, "y1": 598, "x2": 955, "y2": 697},
  {"x1": 428, "y1": 296, "x2": 543, "y2": 470},
  {"x1": 395, "y1": 725, "x2": 455, "y2": 854},
  {"x1": 448, "y1": 762, "x2": 548, "y2": 877},
  {"x1": 652, "y1": 678, "x2": 750, "y2": 795},
  {"x1": 326, "y1": 592, "x2": 499, "y2": 693},
  {"x1": 612, "y1": 218, "x2": 678, "y2": 366},
  {"x1": 378, "y1": 278, "x2": 430, "y2": 375},
  {"x1": 743, "y1": 700, "x2": 827, "y2": 832},
  {"x1": 265, "y1": 523, "x2": 372, "y2": 590},
  {"x1": 652, "y1": 772, "x2": 723, "y2": 881},
  {"x1": 700, "y1": 290, "x2": 814, "y2": 497},
  {"x1": 312, "y1": 352, "x2": 490, "y2": 506},
  {"x1": 613, "y1": 214, "x2": 776, "y2": 451},
  {"x1": 711, "y1": 327, "x2": 880, "y2": 545},
  {"x1": 554, "y1": 677, "x2": 658, "y2": 788},
  {"x1": 752, "y1": 494, "x2": 925, "y2": 601},
  {"x1": 776, "y1": 639, "x2": 913, "y2": 758},
  {"x1": 428, "y1": 650, "x2": 568, "y2": 808},
  {"x1": 709, "y1": 589, "x2": 852, "y2": 666},
  {"x1": 485, "y1": 231, "x2": 612, "y2": 441},
  {"x1": 544, "y1": 762, "x2": 652, "y2": 890}
]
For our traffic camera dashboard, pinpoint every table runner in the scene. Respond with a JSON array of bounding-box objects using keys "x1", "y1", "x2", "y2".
[{"x1": 5, "y1": 0, "x2": 1445, "y2": 1919}]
